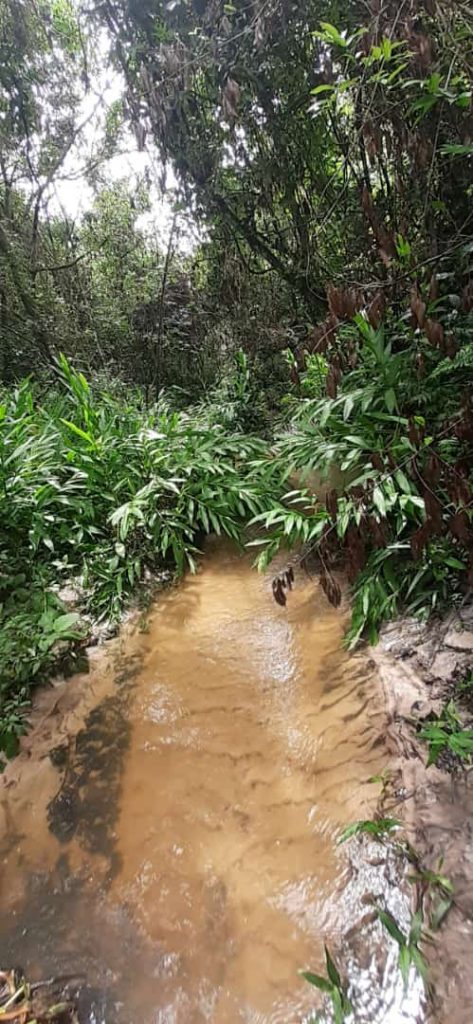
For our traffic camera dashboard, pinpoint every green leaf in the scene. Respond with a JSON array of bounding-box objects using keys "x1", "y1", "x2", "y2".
[
  {"x1": 384, "y1": 388, "x2": 396, "y2": 413},
  {"x1": 52, "y1": 612, "x2": 80, "y2": 633},
  {"x1": 372, "y1": 486, "x2": 387, "y2": 517},
  {"x1": 449, "y1": 731, "x2": 473, "y2": 757},
  {"x1": 444, "y1": 557, "x2": 466, "y2": 570},
  {"x1": 440, "y1": 143, "x2": 473, "y2": 156},
  {"x1": 300, "y1": 971, "x2": 333, "y2": 993},
  {"x1": 325, "y1": 946, "x2": 342, "y2": 989},
  {"x1": 430, "y1": 896, "x2": 452, "y2": 930},
  {"x1": 344, "y1": 435, "x2": 368, "y2": 447},
  {"x1": 408, "y1": 910, "x2": 423, "y2": 946},
  {"x1": 410, "y1": 945, "x2": 428, "y2": 981},
  {"x1": 310, "y1": 84, "x2": 335, "y2": 95},
  {"x1": 398, "y1": 944, "x2": 411, "y2": 991},
  {"x1": 394, "y1": 469, "x2": 411, "y2": 493},
  {"x1": 317, "y1": 21, "x2": 347, "y2": 47},
  {"x1": 338, "y1": 817, "x2": 401, "y2": 844},
  {"x1": 342, "y1": 994, "x2": 354, "y2": 1017},
  {"x1": 377, "y1": 908, "x2": 406, "y2": 947},
  {"x1": 61, "y1": 419, "x2": 93, "y2": 443}
]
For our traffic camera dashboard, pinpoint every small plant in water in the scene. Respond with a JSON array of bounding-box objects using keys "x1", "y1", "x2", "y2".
[
  {"x1": 368, "y1": 767, "x2": 393, "y2": 802},
  {"x1": 408, "y1": 857, "x2": 454, "y2": 931},
  {"x1": 377, "y1": 907, "x2": 428, "y2": 991},
  {"x1": 301, "y1": 945, "x2": 353, "y2": 1023},
  {"x1": 419, "y1": 700, "x2": 473, "y2": 766},
  {"x1": 338, "y1": 817, "x2": 401, "y2": 844}
]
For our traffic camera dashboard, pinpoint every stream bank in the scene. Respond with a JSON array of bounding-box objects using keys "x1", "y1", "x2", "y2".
[{"x1": 374, "y1": 605, "x2": 473, "y2": 1024}]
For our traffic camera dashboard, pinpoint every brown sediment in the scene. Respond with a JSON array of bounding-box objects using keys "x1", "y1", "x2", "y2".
[{"x1": 0, "y1": 540, "x2": 425, "y2": 1023}]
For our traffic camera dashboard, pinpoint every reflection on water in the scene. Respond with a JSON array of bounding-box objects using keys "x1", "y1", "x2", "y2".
[{"x1": 0, "y1": 540, "x2": 424, "y2": 1022}]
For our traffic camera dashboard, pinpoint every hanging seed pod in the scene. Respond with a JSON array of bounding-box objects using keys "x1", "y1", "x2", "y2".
[
  {"x1": 367, "y1": 290, "x2": 385, "y2": 329},
  {"x1": 454, "y1": 410, "x2": 473, "y2": 443},
  {"x1": 320, "y1": 571, "x2": 342, "y2": 608},
  {"x1": 370, "y1": 517, "x2": 389, "y2": 549},
  {"x1": 415, "y1": 352, "x2": 426, "y2": 377},
  {"x1": 359, "y1": 33, "x2": 370, "y2": 56},
  {"x1": 371, "y1": 452, "x2": 384, "y2": 471},
  {"x1": 305, "y1": 326, "x2": 318, "y2": 354},
  {"x1": 410, "y1": 285, "x2": 426, "y2": 328},
  {"x1": 423, "y1": 489, "x2": 444, "y2": 533},
  {"x1": 450, "y1": 465, "x2": 471, "y2": 505},
  {"x1": 376, "y1": 225, "x2": 397, "y2": 265},
  {"x1": 410, "y1": 30, "x2": 434, "y2": 72},
  {"x1": 455, "y1": 454, "x2": 472, "y2": 476},
  {"x1": 424, "y1": 318, "x2": 444, "y2": 348},
  {"x1": 272, "y1": 577, "x2": 287, "y2": 607},
  {"x1": 343, "y1": 289, "x2": 361, "y2": 319},
  {"x1": 325, "y1": 488, "x2": 339, "y2": 521},
  {"x1": 346, "y1": 525, "x2": 366, "y2": 574},
  {"x1": 326, "y1": 369, "x2": 338, "y2": 399},
  {"x1": 425, "y1": 451, "x2": 441, "y2": 484},
  {"x1": 222, "y1": 77, "x2": 240, "y2": 121},
  {"x1": 319, "y1": 521, "x2": 336, "y2": 566},
  {"x1": 411, "y1": 521, "x2": 433, "y2": 560},
  {"x1": 324, "y1": 314, "x2": 338, "y2": 346},
  {"x1": 445, "y1": 334, "x2": 458, "y2": 359},
  {"x1": 449, "y1": 511, "x2": 471, "y2": 544},
  {"x1": 461, "y1": 280, "x2": 473, "y2": 313},
  {"x1": 314, "y1": 326, "x2": 329, "y2": 354},
  {"x1": 327, "y1": 283, "x2": 344, "y2": 320},
  {"x1": 428, "y1": 273, "x2": 439, "y2": 303},
  {"x1": 408, "y1": 418, "x2": 420, "y2": 445}
]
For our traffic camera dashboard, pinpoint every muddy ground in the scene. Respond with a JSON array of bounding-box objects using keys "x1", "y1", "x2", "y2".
[{"x1": 374, "y1": 603, "x2": 473, "y2": 1024}]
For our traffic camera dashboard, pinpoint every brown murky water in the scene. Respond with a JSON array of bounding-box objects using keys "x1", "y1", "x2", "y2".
[{"x1": 0, "y1": 541, "x2": 425, "y2": 1022}]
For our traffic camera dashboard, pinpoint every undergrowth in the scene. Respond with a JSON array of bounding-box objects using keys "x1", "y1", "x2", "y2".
[
  {"x1": 253, "y1": 312, "x2": 473, "y2": 646},
  {"x1": 0, "y1": 356, "x2": 288, "y2": 761},
  {"x1": 1, "y1": 302, "x2": 472, "y2": 759},
  {"x1": 419, "y1": 700, "x2": 473, "y2": 768}
]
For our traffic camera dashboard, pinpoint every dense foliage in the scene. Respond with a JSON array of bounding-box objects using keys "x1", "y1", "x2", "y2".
[
  {"x1": 1, "y1": 0, "x2": 473, "y2": 756},
  {"x1": 0, "y1": 355, "x2": 290, "y2": 755},
  {"x1": 100, "y1": 0, "x2": 473, "y2": 637}
]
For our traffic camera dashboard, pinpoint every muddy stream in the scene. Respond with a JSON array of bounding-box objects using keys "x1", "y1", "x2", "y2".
[{"x1": 0, "y1": 541, "x2": 425, "y2": 1023}]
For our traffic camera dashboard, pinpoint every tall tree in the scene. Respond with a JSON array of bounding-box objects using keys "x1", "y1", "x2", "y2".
[
  {"x1": 99, "y1": 0, "x2": 368, "y2": 316},
  {"x1": 0, "y1": 0, "x2": 108, "y2": 372}
]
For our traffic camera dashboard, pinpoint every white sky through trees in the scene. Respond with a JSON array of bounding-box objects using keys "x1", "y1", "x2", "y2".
[{"x1": 48, "y1": 28, "x2": 197, "y2": 252}]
